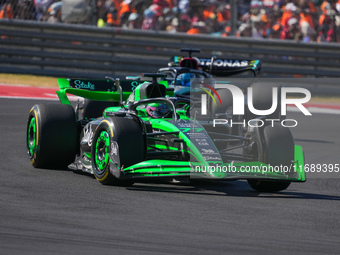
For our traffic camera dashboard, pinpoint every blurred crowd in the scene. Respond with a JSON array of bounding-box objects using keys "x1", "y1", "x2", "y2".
[{"x1": 1, "y1": 0, "x2": 340, "y2": 42}]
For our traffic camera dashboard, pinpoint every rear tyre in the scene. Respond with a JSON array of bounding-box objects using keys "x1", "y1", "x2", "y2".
[
  {"x1": 210, "y1": 88, "x2": 241, "y2": 135},
  {"x1": 209, "y1": 88, "x2": 233, "y2": 118},
  {"x1": 247, "y1": 123, "x2": 294, "y2": 192},
  {"x1": 208, "y1": 88, "x2": 239, "y2": 151},
  {"x1": 81, "y1": 99, "x2": 115, "y2": 119},
  {"x1": 92, "y1": 116, "x2": 145, "y2": 186},
  {"x1": 248, "y1": 179, "x2": 291, "y2": 192},
  {"x1": 27, "y1": 104, "x2": 78, "y2": 168}
]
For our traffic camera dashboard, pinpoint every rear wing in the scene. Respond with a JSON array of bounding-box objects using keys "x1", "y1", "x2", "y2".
[
  {"x1": 56, "y1": 78, "x2": 144, "y2": 105},
  {"x1": 199, "y1": 58, "x2": 261, "y2": 77},
  {"x1": 169, "y1": 56, "x2": 261, "y2": 77}
]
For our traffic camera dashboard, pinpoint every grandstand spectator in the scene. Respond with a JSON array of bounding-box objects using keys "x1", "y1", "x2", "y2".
[
  {"x1": 165, "y1": 17, "x2": 178, "y2": 33},
  {"x1": 105, "y1": 0, "x2": 120, "y2": 26},
  {"x1": 281, "y1": 17, "x2": 301, "y2": 40},
  {"x1": 178, "y1": 0, "x2": 190, "y2": 14},
  {"x1": 317, "y1": 0, "x2": 336, "y2": 41},
  {"x1": 281, "y1": 2, "x2": 298, "y2": 28},
  {"x1": 202, "y1": 1, "x2": 217, "y2": 21},
  {"x1": 16, "y1": 0, "x2": 36, "y2": 20},
  {"x1": 187, "y1": 21, "x2": 208, "y2": 34},
  {"x1": 238, "y1": 23, "x2": 252, "y2": 37},
  {"x1": 35, "y1": 0, "x2": 55, "y2": 20},
  {"x1": 251, "y1": 12, "x2": 266, "y2": 38},
  {"x1": 178, "y1": 13, "x2": 192, "y2": 32},
  {"x1": 2, "y1": 0, "x2": 340, "y2": 43},
  {"x1": 0, "y1": 2, "x2": 13, "y2": 19},
  {"x1": 46, "y1": 1, "x2": 61, "y2": 23},
  {"x1": 216, "y1": 3, "x2": 230, "y2": 24},
  {"x1": 142, "y1": 3, "x2": 162, "y2": 30},
  {"x1": 269, "y1": 22, "x2": 283, "y2": 39},
  {"x1": 118, "y1": 0, "x2": 135, "y2": 26}
]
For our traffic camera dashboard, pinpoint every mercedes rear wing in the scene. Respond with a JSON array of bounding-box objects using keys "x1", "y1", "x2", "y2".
[
  {"x1": 169, "y1": 55, "x2": 261, "y2": 77},
  {"x1": 199, "y1": 57, "x2": 262, "y2": 77}
]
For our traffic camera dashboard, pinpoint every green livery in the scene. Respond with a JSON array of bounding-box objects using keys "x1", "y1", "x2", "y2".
[{"x1": 26, "y1": 73, "x2": 305, "y2": 192}]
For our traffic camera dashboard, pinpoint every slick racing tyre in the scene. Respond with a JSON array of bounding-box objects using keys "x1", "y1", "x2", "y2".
[
  {"x1": 209, "y1": 88, "x2": 233, "y2": 119},
  {"x1": 208, "y1": 88, "x2": 240, "y2": 151},
  {"x1": 81, "y1": 99, "x2": 116, "y2": 119},
  {"x1": 27, "y1": 104, "x2": 78, "y2": 168},
  {"x1": 92, "y1": 116, "x2": 146, "y2": 186},
  {"x1": 209, "y1": 88, "x2": 241, "y2": 135},
  {"x1": 245, "y1": 83, "x2": 282, "y2": 121},
  {"x1": 247, "y1": 123, "x2": 294, "y2": 192}
]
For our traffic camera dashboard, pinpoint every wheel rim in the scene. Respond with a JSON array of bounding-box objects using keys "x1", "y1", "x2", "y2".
[
  {"x1": 94, "y1": 131, "x2": 110, "y2": 174},
  {"x1": 27, "y1": 117, "x2": 36, "y2": 158}
]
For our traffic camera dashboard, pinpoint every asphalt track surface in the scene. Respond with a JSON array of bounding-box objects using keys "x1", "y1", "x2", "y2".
[{"x1": 0, "y1": 98, "x2": 339, "y2": 255}]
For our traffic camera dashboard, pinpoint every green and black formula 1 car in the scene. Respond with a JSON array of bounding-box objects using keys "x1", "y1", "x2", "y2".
[{"x1": 26, "y1": 73, "x2": 305, "y2": 192}]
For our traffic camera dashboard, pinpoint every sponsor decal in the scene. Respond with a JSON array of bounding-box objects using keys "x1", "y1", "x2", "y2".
[
  {"x1": 201, "y1": 149, "x2": 215, "y2": 154},
  {"x1": 131, "y1": 81, "x2": 140, "y2": 91},
  {"x1": 110, "y1": 142, "x2": 118, "y2": 156},
  {"x1": 179, "y1": 127, "x2": 203, "y2": 133},
  {"x1": 109, "y1": 141, "x2": 120, "y2": 168},
  {"x1": 195, "y1": 138, "x2": 209, "y2": 146},
  {"x1": 83, "y1": 124, "x2": 94, "y2": 146},
  {"x1": 203, "y1": 156, "x2": 221, "y2": 161},
  {"x1": 199, "y1": 58, "x2": 249, "y2": 68},
  {"x1": 74, "y1": 80, "x2": 95, "y2": 90}
]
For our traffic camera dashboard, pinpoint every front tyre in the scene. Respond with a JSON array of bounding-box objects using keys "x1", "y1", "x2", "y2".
[
  {"x1": 92, "y1": 116, "x2": 146, "y2": 186},
  {"x1": 92, "y1": 129, "x2": 114, "y2": 184},
  {"x1": 247, "y1": 123, "x2": 294, "y2": 192},
  {"x1": 248, "y1": 179, "x2": 291, "y2": 192}
]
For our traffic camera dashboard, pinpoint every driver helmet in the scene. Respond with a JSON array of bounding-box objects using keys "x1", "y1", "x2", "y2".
[
  {"x1": 175, "y1": 73, "x2": 194, "y2": 87},
  {"x1": 146, "y1": 103, "x2": 170, "y2": 118}
]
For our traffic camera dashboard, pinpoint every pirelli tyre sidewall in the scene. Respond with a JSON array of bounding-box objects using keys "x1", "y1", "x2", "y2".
[
  {"x1": 247, "y1": 123, "x2": 294, "y2": 192},
  {"x1": 27, "y1": 106, "x2": 39, "y2": 166},
  {"x1": 91, "y1": 116, "x2": 146, "y2": 185},
  {"x1": 26, "y1": 104, "x2": 78, "y2": 168},
  {"x1": 209, "y1": 88, "x2": 242, "y2": 136},
  {"x1": 209, "y1": 88, "x2": 233, "y2": 117},
  {"x1": 92, "y1": 120, "x2": 113, "y2": 184}
]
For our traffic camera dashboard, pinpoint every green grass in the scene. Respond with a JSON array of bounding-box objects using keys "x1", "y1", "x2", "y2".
[{"x1": 0, "y1": 73, "x2": 58, "y2": 87}]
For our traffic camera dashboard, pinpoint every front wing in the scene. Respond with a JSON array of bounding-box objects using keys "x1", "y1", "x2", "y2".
[{"x1": 113, "y1": 145, "x2": 305, "y2": 182}]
